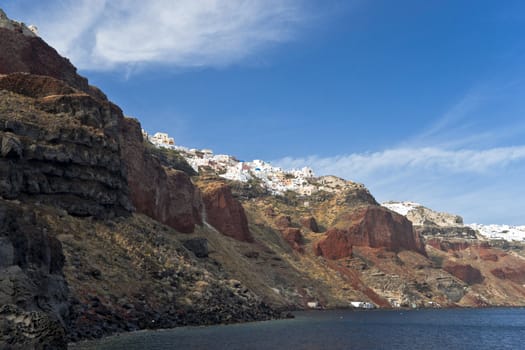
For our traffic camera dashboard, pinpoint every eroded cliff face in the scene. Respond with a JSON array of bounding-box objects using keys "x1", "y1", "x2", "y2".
[
  {"x1": 0, "y1": 74, "x2": 131, "y2": 218},
  {"x1": 119, "y1": 117, "x2": 202, "y2": 233},
  {"x1": 198, "y1": 181, "x2": 253, "y2": 242},
  {"x1": 315, "y1": 206, "x2": 426, "y2": 259}
]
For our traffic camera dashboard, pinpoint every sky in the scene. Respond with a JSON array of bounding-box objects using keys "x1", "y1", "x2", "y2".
[{"x1": 2, "y1": 0, "x2": 525, "y2": 225}]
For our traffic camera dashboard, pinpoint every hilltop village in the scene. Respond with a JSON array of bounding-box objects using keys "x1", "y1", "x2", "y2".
[{"x1": 146, "y1": 131, "x2": 317, "y2": 195}]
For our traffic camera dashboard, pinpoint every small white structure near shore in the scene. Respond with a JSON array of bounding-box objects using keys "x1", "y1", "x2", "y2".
[
  {"x1": 350, "y1": 301, "x2": 375, "y2": 309},
  {"x1": 307, "y1": 301, "x2": 319, "y2": 309}
]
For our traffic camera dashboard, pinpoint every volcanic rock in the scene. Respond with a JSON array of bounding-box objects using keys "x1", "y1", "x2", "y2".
[
  {"x1": 314, "y1": 228, "x2": 353, "y2": 259},
  {"x1": 315, "y1": 206, "x2": 425, "y2": 259},
  {"x1": 119, "y1": 117, "x2": 202, "y2": 233},
  {"x1": 426, "y1": 238, "x2": 471, "y2": 252},
  {"x1": 199, "y1": 182, "x2": 253, "y2": 242},
  {"x1": 490, "y1": 267, "x2": 525, "y2": 284},
  {"x1": 300, "y1": 216, "x2": 320, "y2": 232},
  {"x1": 0, "y1": 304, "x2": 67, "y2": 349},
  {"x1": 0, "y1": 201, "x2": 69, "y2": 348},
  {"x1": 281, "y1": 228, "x2": 304, "y2": 253},
  {"x1": 0, "y1": 11, "x2": 105, "y2": 100},
  {"x1": 444, "y1": 263, "x2": 484, "y2": 285},
  {"x1": 0, "y1": 85, "x2": 132, "y2": 217},
  {"x1": 183, "y1": 238, "x2": 209, "y2": 258},
  {"x1": 275, "y1": 215, "x2": 292, "y2": 228}
]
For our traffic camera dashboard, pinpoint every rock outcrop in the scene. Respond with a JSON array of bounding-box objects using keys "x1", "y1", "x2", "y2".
[
  {"x1": 199, "y1": 182, "x2": 253, "y2": 242},
  {"x1": 274, "y1": 215, "x2": 292, "y2": 228},
  {"x1": 183, "y1": 238, "x2": 209, "y2": 258},
  {"x1": 444, "y1": 263, "x2": 484, "y2": 285},
  {"x1": 300, "y1": 216, "x2": 320, "y2": 233},
  {"x1": 281, "y1": 228, "x2": 304, "y2": 253},
  {"x1": 119, "y1": 117, "x2": 202, "y2": 233},
  {"x1": 315, "y1": 206, "x2": 426, "y2": 259}
]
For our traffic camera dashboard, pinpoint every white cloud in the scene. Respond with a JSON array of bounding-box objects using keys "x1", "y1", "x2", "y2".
[
  {"x1": 275, "y1": 146, "x2": 525, "y2": 180},
  {"x1": 29, "y1": 0, "x2": 308, "y2": 70}
]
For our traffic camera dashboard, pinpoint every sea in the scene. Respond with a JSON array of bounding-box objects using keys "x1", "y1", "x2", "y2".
[{"x1": 70, "y1": 308, "x2": 525, "y2": 350}]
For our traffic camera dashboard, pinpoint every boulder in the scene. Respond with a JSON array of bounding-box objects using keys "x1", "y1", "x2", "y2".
[
  {"x1": 183, "y1": 238, "x2": 209, "y2": 258},
  {"x1": 0, "y1": 132, "x2": 22, "y2": 158}
]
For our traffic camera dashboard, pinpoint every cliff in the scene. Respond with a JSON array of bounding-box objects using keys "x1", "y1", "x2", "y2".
[
  {"x1": 2, "y1": 8, "x2": 525, "y2": 348},
  {"x1": 0, "y1": 10, "x2": 277, "y2": 348}
]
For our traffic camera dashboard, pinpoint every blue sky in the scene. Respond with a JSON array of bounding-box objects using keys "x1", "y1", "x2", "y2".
[{"x1": 3, "y1": 0, "x2": 525, "y2": 225}]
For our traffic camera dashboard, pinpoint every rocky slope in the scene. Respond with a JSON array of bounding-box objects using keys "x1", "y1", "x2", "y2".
[
  {"x1": 0, "y1": 10, "x2": 277, "y2": 348},
  {"x1": 2, "y1": 8, "x2": 525, "y2": 349}
]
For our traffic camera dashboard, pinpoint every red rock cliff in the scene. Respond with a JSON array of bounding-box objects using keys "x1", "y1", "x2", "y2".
[
  {"x1": 315, "y1": 206, "x2": 426, "y2": 259},
  {"x1": 199, "y1": 182, "x2": 253, "y2": 242},
  {"x1": 119, "y1": 118, "x2": 202, "y2": 233}
]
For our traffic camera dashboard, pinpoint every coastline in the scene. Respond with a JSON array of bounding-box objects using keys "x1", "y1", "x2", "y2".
[{"x1": 69, "y1": 304, "x2": 525, "y2": 347}]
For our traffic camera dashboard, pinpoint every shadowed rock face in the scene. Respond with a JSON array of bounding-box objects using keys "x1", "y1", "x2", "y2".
[
  {"x1": 300, "y1": 216, "x2": 320, "y2": 233},
  {"x1": 119, "y1": 118, "x2": 202, "y2": 233},
  {"x1": 444, "y1": 263, "x2": 484, "y2": 285},
  {"x1": 315, "y1": 206, "x2": 426, "y2": 259},
  {"x1": 0, "y1": 201, "x2": 69, "y2": 349},
  {"x1": 199, "y1": 182, "x2": 253, "y2": 242}
]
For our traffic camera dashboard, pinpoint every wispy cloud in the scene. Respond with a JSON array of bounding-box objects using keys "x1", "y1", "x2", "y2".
[
  {"x1": 275, "y1": 145, "x2": 525, "y2": 181},
  {"x1": 27, "y1": 0, "x2": 310, "y2": 71}
]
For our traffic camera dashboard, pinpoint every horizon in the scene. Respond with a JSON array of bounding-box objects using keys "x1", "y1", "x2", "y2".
[{"x1": 3, "y1": 1, "x2": 525, "y2": 225}]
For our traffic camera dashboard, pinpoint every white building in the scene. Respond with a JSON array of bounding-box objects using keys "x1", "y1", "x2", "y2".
[{"x1": 150, "y1": 132, "x2": 175, "y2": 146}]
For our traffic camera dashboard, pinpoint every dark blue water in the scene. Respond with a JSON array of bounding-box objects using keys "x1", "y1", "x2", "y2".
[{"x1": 70, "y1": 308, "x2": 525, "y2": 350}]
